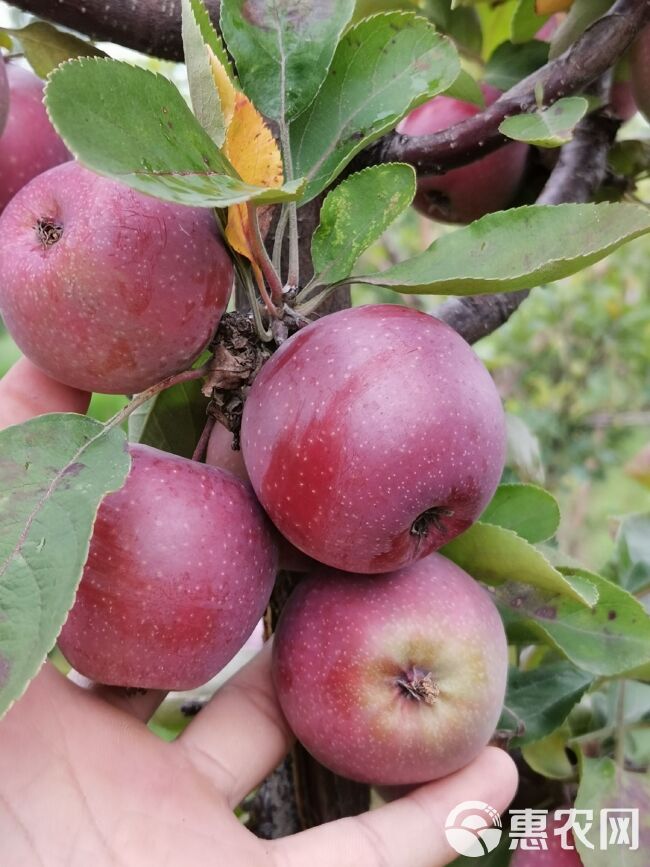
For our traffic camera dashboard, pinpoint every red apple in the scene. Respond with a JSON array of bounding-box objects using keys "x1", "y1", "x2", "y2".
[
  {"x1": 206, "y1": 421, "x2": 249, "y2": 481},
  {"x1": 397, "y1": 84, "x2": 529, "y2": 224},
  {"x1": 272, "y1": 553, "x2": 508, "y2": 785},
  {"x1": 241, "y1": 305, "x2": 506, "y2": 574},
  {"x1": 0, "y1": 161, "x2": 233, "y2": 394},
  {"x1": 630, "y1": 26, "x2": 650, "y2": 121},
  {"x1": 0, "y1": 62, "x2": 70, "y2": 213},
  {"x1": 206, "y1": 422, "x2": 316, "y2": 572},
  {"x1": 58, "y1": 444, "x2": 278, "y2": 690},
  {"x1": 511, "y1": 812, "x2": 583, "y2": 865}
]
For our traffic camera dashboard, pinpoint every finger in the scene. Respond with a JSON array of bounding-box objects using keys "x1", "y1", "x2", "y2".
[
  {"x1": 67, "y1": 670, "x2": 166, "y2": 724},
  {"x1": 0, "y1": 357, "x2": 90, "y2": 428},
  {"x1": 177, "y1": 642, "x2": 293, "y2": 806},
  {"x1": 272, "y1": 746, "x2": 518, "y2": 867}
]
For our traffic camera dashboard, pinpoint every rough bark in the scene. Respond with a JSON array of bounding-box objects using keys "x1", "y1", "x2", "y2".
[
  {"x1": 7, "y1": 0, "x2": 219, "y2": 59},
  {"x1": 362, "y1": 0, "x2": 650, "y2": 175}
]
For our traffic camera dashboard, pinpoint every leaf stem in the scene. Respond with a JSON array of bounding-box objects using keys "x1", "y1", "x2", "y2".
[
  {"x1": 615, "y1": 679, "x2": 627, "y2": 770},
  {"x1": 279, "y1": 120, "x2": 299, "y2": 290},
  {"x1": 243, "y1": 268, "x2": 273, "y2": 343},
  {"x1": 104, "y1": 365, "x2": 211, "y2": 433},
  {"x1": 247, "y1": 202, "x2": 284, "y2": 308},
  {"x1": 272, "y1": 205, "x2": 290, "y2": 274}
]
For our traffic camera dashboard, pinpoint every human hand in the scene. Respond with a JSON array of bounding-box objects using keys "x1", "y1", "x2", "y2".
[{"x1": 0, "y1": 358, "x2": 518, "y2": 867}]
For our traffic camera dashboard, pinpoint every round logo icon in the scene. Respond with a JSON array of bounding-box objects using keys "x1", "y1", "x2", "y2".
[{"x1": 445, "y1": 801, "x2": 503, "y2": 858}]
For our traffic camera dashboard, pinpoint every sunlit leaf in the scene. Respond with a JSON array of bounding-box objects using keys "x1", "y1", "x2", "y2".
[
  {"x1": 354, "y1": 204, "x2": 650, "y2": 295},
  {"x1": 220, "y1": 0, "x2": 355, "y2": 120},
  {"x1": 46, "y1": 58, "x2": 303, "y2": 208}
]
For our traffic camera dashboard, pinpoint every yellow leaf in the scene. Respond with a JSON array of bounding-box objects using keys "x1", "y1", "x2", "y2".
[
  {"x1": 208, "y1": 47, "x2": 236, "y2": 128},
  {"x1": 209, "y1": 51, "x2": 283, "y2": 273},
  {"x1": 536, "y1": 0, "x2": 573, "y2": 13}
]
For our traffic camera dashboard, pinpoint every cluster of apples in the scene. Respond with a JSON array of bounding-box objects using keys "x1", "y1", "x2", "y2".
[{"x1": 0, "y1": 59, "x2": 512, "y2": 787}]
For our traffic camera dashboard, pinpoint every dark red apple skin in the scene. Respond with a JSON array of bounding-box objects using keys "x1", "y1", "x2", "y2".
[
  {"x1": 0, "y1": 63, "x2": 70, "y2": 213},
  {"x1": 241, "y1": 305, "x2": 506, "y2": 574},
  {"x1": 206, "y1": 422, "x2": 317, "y2": 573},
  {"x1": 272, "y1": 553, "x2": 508, "y2": 786},
  {"x1": 630, "y1": 26, "x2": 650, "y2": 121},
  {"x1": 511, "y1": 814, "x2": 583, "y2": 866},
  {"x1": 206, "y1": 421, "x2": 249, "y2": 481},
  {"x1": 0, "y1": 162, "x2": 233, "y2": 394},
  {"x1": 397, "y1": 85, "x2": 528, "y2": 224},
  {"x1": 58, "y1": 443, "x2": 278, "y2": 690}
]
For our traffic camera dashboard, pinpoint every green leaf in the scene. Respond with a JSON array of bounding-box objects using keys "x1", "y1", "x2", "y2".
[
  {"x1": 496, "y1": 569, "x2": 650, "y2": 677},
  {"x1": 426, "y1": 2, "x2": 483, "y2": 57},
  {"x1": 311, "y1": 164, "x2": 416, "y2": 286},
  {"x1": 442, "y1": 522, "x2": 593, "y2": 604},
  {"x1": 522, "y1": 727, "x2": 574, "y2": 779},
  {"x1": 443, "y1": 68, "x2": 484, "y2": 106},
  {"x1": 484, "y1": 38, "x2": 548, "y2": 92},
  {"x1": 499, "y1": 663, "x2": 593, "y2": 746},
  {"x1": 575, "y1": 756, "x2": 650, "y2": 866},
  {"x1": 353, "y1": 204, "x2": 650, "y2": 295},
  {"x1": 45, "y1": 58, "x2": 304, "y2": 208},
  {"x1": 182, "y1": 0, "x2": 226, "y2": 146},
  {"x1": 511, "y1": 0, "x2": 548, "y2": 44},
  {"x1": 290, "y1": 12, "x2": 460, "y2": 202},
  {"x1": 499, "y1": 97, "x2": 588, "y2": 148},
  {"x1": 0, "y1": 415, "x2": 130, "y2": 718},
  {"x1": 476, "y1": 0, "x2": 518, "y2": 59},
  {"x1": 220, "y1": 0, "x2": 355, "y2": 122},
  {"x1": 609, "y1": 140, "x2": 650, "y2": 178},
  {"x1": 185, "y1": 0, "x2": 234, "y2": 77},
  {"x1": 128, "y1": 380, "x2": 209, "y2": 459},
  {"x1": 0, "y1": 31, "x2": 13, "y2": 50},
  {"x1": 608, "y1": 514, "x2": 650, "y2": 595},
  {"x1": 481, "y1": 483, "x2": 560, "y2": 543},
  {"x1": 549, "y1": 0, "x2": 613, "y2": 61},
  {"x1": 5, "y1": 21, "x2": 106, "y2": 79}
]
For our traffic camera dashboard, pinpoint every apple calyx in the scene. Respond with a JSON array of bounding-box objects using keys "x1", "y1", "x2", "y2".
[
  {"x1": 35, "y1": 217, "x2": 63, "y2": 248},
  {"x1": 396, "y1": 668, "x2": 440, "y2": 706},
  {"x1": 410, "y1": 505, "x2": 455, "y2": 539}
]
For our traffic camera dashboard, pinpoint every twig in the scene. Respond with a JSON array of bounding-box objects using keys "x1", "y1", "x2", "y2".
[
  {"x1": 104, "y1": 365, "x2": 210, "y2": 432},
  {"x1": 361, "y1": 0, "x2": 649, "y2": 176},
  {"x1": 191, "y1": 414, "x2": 216, "y2": 463},
  {"x1": 437, "y1": 102, "x2": 619, "y2": 344},
  {"x1": 6, "y1": 0, "x2": 220, "y2": 60}
]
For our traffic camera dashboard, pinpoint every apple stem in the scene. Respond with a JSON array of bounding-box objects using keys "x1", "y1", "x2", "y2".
[
  {"x1": 410, "y1": 506, "x2": 454, "y2": 539},
  {"x1": 396, "y1": 669, "x2": 440, "y2": 706}
]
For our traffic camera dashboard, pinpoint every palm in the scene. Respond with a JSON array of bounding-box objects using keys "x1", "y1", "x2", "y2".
[{"x1": 0, "y1": 360, "x2": 518, "y2": 867}]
